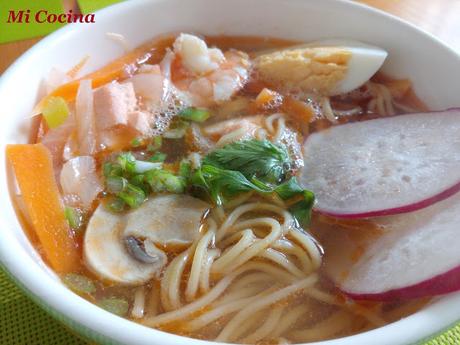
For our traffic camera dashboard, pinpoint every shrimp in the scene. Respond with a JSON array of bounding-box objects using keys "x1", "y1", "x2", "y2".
[
  {"x1": 201, "y1": 113, "x2": 304, "y2": 171},
  {"x1": 164, "y1": 34, "x2": 250, "y2": 107},
  {"x1": 203, "y1": 115, "x2": 265, "y2": 147}
]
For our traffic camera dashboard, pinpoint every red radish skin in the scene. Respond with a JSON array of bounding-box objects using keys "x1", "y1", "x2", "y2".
[
  {"x1": 325, "y1": 190, "x2": 460, "y2": 301},
  {"x1": 347, "y1": 264, "x2": 460, "y2": 301},
  {"x1": 319, "y1": 181, "x2": 460, "y2": 219},
  {"x1": 300, "y1": 109, "x2": 460, "y2": 218}
]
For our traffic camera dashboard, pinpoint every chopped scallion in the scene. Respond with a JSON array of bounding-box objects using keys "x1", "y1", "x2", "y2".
[
  {"x1": 147, "y1": 136, "x2": 162, "y2": 152},
  {"x1": 134, "y1": 160, "x2": 162, "y2": 173},
  {"x1": 163, "y1": 128, "x2": 187, "y2": 139},
  {"x1": 42, "y1": 96, "x2": 70, "y2": 129},
  {"x1": 149, "y1": 152, "x2": 167, "y2": 162},
  {"x1": 64, "y1": 207, "x2": 82, "y2": 230},
  {"x1": 130, "y1": 174, "x2": 149, "y2": 194},
  {"x1": 179, "y1": 107, "x2": 211, "y2": 122},
  {"x1": 63, "y1": 273, "x2": 96, "y2": 294},
  {"x1": 97, "y1": 297, "x2": 129, "y2": 316},
  {"x1": 103, "y1": 162, "x2": 122, "y2": 178},
  {"x1": 106, "y1": 197, "x2": 126, "y2": 213},
  {"x1": 179, "y1": 160, "x2": 192, "y2": 180},
  {"x1": 117, "y1": 152, "x2": 137, "y2": 174},
  {"x1": 131, "y1": 137, "x2": 144, "y2": 147},
  {"x1": 145, "y1": 169, "x2": 186, "y2": 194},
  {"x1": 118, "y1": 184, "x2": 146, "y2": 208},
  {"x1": 164, "y1": 175, "x2": 186, "y2": 193},
  {"x1": 105, "y1": 176, "x2": 128, "y2": 194},
  {"x1": 163, "y1": 120, "x2": 189, "y2": 139}
]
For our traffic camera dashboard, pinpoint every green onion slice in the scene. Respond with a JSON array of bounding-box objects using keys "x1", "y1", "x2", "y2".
[
  {"x1": 42, "y1": 96, "x2": 70, "y2": 129},
  {"x1": 97, "y1": 297, "x2": 129, "y2": 316},
  {"x1": 147, "y1": 136, "x2": 162, "y2": 152},
  {"x1": 105, "y1": 176, "x2": 128, "y2": 194},
  {"x1": 118, "y1": 184, "x2": 146, "y2": 208},
  {"x1": 64, "y1": 207, "x2": 82, "y2": 230},
  {"x1": 149, "y1": 152, "x2": 167, "y2": 162},
  {"x1": 63, "y1": 273, "x2": 96, "y2": 294},
  {"x1": 106, "y1": 197, "x2": 126, "y2": 213},
  {"x1": 179, "y1": 107, "x2": 211, "y2": 122}
]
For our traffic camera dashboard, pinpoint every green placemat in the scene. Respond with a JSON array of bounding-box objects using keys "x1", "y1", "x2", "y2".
[
  {"x1": 77, "y1": 0, "x2": 124, "y2": 14},
  {"x1": 0, "y1": 267, "x2": 85, "y2": 344},
  {"x1": 0, "y1": 0, "x2": 65, "y2": 44},
  {"x1": 1, "y1": 266, "x2": 459, "y2": 344}
]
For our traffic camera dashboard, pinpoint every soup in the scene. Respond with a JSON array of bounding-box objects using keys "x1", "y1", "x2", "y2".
[{"x1": 7, "y1": 33, "x2": 459, "y2": 344}]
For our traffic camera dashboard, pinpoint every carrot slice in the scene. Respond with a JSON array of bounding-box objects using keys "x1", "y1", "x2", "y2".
[
  {"x1": 33, "y1": 36, "x2": 175, "y2": 115},
  {"x1": 255, "y1": 88, "x2": 283, "y2": 109},
  {"x1": 6, "y1": 144, "x2": 79, "y2": 273},
  {"x1": 281, "y1": 96, "x2": 315, "y2": 134}
]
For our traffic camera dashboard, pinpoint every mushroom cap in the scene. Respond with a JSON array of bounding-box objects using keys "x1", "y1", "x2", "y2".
[
  {"x1": 124, "y1": 194, "x2": 210, "y2": 247},
  {"x1": 83, "y1": 194, "x2": 210, "y2": 285}
]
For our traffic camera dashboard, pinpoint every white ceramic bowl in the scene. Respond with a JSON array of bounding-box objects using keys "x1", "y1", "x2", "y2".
[{"x1": 1, "y1": 0, "x2": 460, "y2": 344}]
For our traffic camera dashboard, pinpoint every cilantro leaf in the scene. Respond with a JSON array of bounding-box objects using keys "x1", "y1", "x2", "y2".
[
  {"x1": 203, "y1": 139, "x2": 290, "y2": 184},
  {"x1": 191, "y1": 164, "x2": 271, "y2": 205},
  {"x1": 275, "y1": 178, "x2": 315, "y2": 228}
]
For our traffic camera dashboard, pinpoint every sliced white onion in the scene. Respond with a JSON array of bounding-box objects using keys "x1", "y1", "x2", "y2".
[
  {"x1": 75, "y1": 79, "x2": 97, "y2": 155},
  {"x1": 60, "y1": 156, "x2": 102, "y2": 209}
]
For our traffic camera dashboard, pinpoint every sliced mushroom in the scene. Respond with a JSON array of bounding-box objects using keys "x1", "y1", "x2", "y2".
[
  {"x1": 83, "y1": 204, "x2": 167, "y2": 285},
  {"x1": 125, "y1": 237, "x2": 162, "y2": 264},
  {"x1": 124, "y1": 194, "x2": 210, "y2": 247},
  {"x1": 83, "y1": 194, "x2": 210, "y2": 285}
]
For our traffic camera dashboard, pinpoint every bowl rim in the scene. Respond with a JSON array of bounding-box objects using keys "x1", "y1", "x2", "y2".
[{"x1": 1, "y1": 0, "x2": 460, "y2": 344}]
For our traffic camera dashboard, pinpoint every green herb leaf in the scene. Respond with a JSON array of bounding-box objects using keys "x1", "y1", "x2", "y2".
[
  {"x1": 193, "y1": 154, "x2": 315, "y2": 227},
  {"x1": 275, "y1": 177, "x2": 315, "y2": 228},
  {"x1": 274, "y1": 177, "x2": 304, "y2": 200},
  {"x1": 203, "y1": 139, "x2": 290, "y2": 184},
  {"x1": 289, "y1": 190, "x2": 315, "y2": 228},
  {"x1": 63, "y1": 273, "x2": 96, "y2": 295},
  {"x1": 192, "y1": 164, "x2": 271, "y2": 204},
  {"x1": 97, "y1": 297, "x2": 129, "y2": 316},
  {"x1": 179, "y1": 107, "x2": 211, "y2": 122}
]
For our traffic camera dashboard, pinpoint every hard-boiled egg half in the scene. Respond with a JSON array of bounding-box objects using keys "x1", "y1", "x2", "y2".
[{"x1": 254, "y1": 39, "x2": 388, "y2": 96}]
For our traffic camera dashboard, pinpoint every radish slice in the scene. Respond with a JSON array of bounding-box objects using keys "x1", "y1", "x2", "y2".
[
  {"x1": 299, "y1": 109, "x2": 460, "y2": 218},
  {"x1": 324, "y1": 191, "x2": 460, "y2": 300}
]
